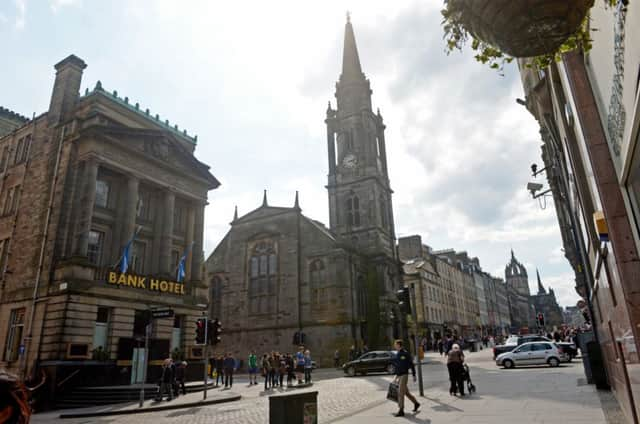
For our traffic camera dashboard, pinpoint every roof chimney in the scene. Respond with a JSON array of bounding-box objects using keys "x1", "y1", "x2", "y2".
[{"x1": 48, "y1": 55, "x2": 87, "y2": 125}]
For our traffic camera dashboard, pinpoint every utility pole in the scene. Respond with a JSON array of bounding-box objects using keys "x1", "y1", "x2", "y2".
[
  {"x1": 409, "y1": 283, "x2": 424, "y2": 396},
  {"x1": 139, "y1": 308, "x2": 151, "y2": 407}
]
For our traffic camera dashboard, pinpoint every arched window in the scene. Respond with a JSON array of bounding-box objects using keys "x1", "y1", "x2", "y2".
[
  {"x1": 248, "y1": 241, "x2": 277, "y2": 315},
  {"x1": 379, "y1": 196, "x2": 387, "y2": 228},
  {"x1": 346, "y1": 196, "x2": 360, "y2": 227},
  {"x1": 210, "y1": 276, "x2": 223, "y2": 319},
  {"x1": 310, "y1": 259, "x2": 327, "y2": 309}
]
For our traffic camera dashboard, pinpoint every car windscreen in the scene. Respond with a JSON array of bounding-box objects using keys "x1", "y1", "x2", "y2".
[{"x1": 505, "y1": 336, "x2": 518, "y2": 345}]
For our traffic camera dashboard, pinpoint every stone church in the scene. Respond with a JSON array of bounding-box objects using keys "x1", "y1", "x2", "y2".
[
  {"x1": 505, "y1": 250, "x2": 536, "y2": 331},
  {"x1": 205, "y1": 17, "x2": 401, "y2": 365},
  {"x1": 531, "y1": 269, "x2": 564, "y2": 329}
]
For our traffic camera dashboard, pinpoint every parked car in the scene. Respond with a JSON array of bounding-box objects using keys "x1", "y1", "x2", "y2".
[
  {"x1": 556, "y1": 342, "x2": 578, "y2": 361},
  {"x1": 492, "y1": 335, "x2": 553, "y2": 359},
  {"x1": 342, "y1": 350, "x2": 397, "y2": 377},
  {"x1": 496, "y1": 341, "x2": 568, "y2": 369}
]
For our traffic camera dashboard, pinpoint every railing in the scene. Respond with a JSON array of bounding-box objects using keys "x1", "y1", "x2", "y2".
[{"x1": 56, "y1": 369, "x2": 80, "y2": 389}]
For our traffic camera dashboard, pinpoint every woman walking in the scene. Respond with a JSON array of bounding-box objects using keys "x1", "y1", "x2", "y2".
[{"x1": 447, "y1": 344, "x2": 465, "y2": 396}]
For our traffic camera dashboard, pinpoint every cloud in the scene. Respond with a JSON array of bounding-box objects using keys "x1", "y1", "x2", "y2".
[
  {"x1": 49, "y1": 0, "x2": 82, "y2": 13},
  {"x1": 13, "y1": 0, "x2": 25, "y2": 29}
]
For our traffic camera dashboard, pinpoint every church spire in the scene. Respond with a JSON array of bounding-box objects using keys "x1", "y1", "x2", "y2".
[
  {"x1": 233, "y1": 205, "x2": 238, "y2": 221},
  {"x1": 537, "y1": 268, "x2": 546, "y2": 295},
  {"x1": 262, "y1": 190, "x2": 268, "y2": 207},
  {"x1": 341, "y1": 13, "x2": 364, "y2": 82},
  {"x1": 293, "y1": 191, "x2": 300, "y2": 210}
]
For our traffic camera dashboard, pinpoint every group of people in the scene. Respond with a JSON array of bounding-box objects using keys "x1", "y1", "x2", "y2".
[
  {"x1": 156, "y1": 358, "x2": 188, "y2": 401},
  {"x1": 211, "y1": 353, "x2": 238, "y2": 389},
  {"x1": 257, "y1": 346, "x2": 313, "y2": 390}
]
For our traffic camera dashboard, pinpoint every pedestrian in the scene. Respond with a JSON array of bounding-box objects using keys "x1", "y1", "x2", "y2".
[
  {"x1": 169, "y1": 359, "x2": 179, "y2": 398},
  {"x1": 447, "y1": 344, "x2": 465, "y2": 396},
  {"x1": 295, "y1": 346, "x2": 306, "y2": 385},
  {"x1": 215, "y1": 354, "x2": 224, "y2": 387},
  {"x1": 286, "y1": 353, "x2": 295, "y2": 386},
  {"x1": 278, "y1": 354, "x2": 287, "y2": 387},
  {"x1": 223, "y1": 353, "x2": 235, "y2": 388},
  {"x1": 273, "y1": 353, "x2": 281, "y2": 387},
  {"x1": 262, "y1": 353, "x2": 272, "y2": 390},
  {"x1": 304, "y1": 350, "x2": 313, "y2": 384},
  {"x1": 348, "y1": 345, "x2": 357, "y2": 361},
  {"x1": 334, "y1": 349, "x2": 340, "y2": 368},
  {"x1": 268, "y1": 352, "x2": 278, "y2": 388},
  {"x1": 248, "y1": 350, "x2": 258, "y2": 386},
  {"x1": 391, "y1": 339, "x2": 420, "y2": 417},
  {"x1": 174, "y1": 361, "x2": 187, "y2": 396},
  {"x1": 159, "y1": 358, "x2": 174, "y2": 401}
]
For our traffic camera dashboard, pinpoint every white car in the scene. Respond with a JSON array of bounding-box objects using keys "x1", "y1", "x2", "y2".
[{"x1": 496, "y1": 341, "x2": 568, "y2": 369}]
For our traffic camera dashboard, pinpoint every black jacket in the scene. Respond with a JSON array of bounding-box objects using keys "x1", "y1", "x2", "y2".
[{"x1": 394, "y1": 348, "x2": 415, "y2": 377}]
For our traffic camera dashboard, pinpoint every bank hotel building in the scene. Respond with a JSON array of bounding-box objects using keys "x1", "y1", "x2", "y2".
[{"x1": 0, "y1": 55, "x2": 219, "y2": 386}]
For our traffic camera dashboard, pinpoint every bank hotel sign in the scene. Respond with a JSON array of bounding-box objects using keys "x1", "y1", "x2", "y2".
[{"x1": 108, "y1": 271, "x2": 186, "y2": 295}]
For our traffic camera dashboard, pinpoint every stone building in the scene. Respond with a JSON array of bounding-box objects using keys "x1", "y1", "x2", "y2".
[
  {"x1": 504, "y1": 250, "x2": 535, "y2": 331},
  {"x1": 0, "y1": 55, "x2": 219, "y2": 387},
  {"x1": 205, "y1": 18, "x2": 401, "y2": 365},
  {"x1": 492, "y1": 277, "x2": 512, "y2": 336},
  {"x1": 0, "y1": 107, "x2": 28, "y2": 138},
  {"x1": 530, "y1": 269, "x2": 564, "y2": 330}
]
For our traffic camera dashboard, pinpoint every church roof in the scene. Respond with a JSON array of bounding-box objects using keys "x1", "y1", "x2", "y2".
[
  {"x1": 340, "y1": 14, "x2": 365, "y2": 83},
  {"x1": 505, "y1": 249, "x2": 528, "y2": 278}
]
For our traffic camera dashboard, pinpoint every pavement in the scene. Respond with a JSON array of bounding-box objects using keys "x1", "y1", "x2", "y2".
[{"x1": 30, "y1": 351, "x2": 626, "y2": 423}]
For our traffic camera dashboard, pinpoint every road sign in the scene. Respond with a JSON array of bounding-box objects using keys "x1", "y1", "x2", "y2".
[{"x1": 152, "y1": 309, "x2": 174, "y2": 319}]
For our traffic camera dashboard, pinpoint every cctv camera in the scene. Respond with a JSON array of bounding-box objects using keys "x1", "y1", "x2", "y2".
[{"x1": 527, "y1": 182, "x2": 543, "y2": 195}]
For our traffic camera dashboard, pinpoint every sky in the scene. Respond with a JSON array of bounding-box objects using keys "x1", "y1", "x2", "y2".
[{"x1": 1, "y1": 0, "x2": 578, "y2": 307}]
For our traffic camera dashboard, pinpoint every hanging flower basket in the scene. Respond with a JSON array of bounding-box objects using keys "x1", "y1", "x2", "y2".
[{"x1": 446, "y1": 0, "x2": 594, "y2": 57}]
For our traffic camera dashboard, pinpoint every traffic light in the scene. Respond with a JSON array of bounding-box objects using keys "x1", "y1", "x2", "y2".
[
  {"x1": 537, "y1": 313, "x2": 545, "y2": 328},
  {"x1": 195, "y1": 318, "x2": 206, "y2": 345},
  {"x1": 209, "y1": 319, "x2": 222, "y2": 345},
  {"x1": 397, "y1": 287, "x2": 411, "y2": 315}
]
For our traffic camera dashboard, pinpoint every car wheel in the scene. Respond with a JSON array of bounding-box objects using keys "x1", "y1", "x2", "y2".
[
  {"x1": 548, "y1": 357, "x2": 560, "y2": 367},
  {"x1": 346, "y1": 366, "x2": 356, "y2": 377},
  {"x1": 386, "y1": 364, "x2": 396, "y2": 375},
  {"x1": 503, "y1": 359, "x2": 514, "y2": 369}
]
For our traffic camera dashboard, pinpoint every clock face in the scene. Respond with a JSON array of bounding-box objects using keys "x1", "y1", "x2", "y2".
[{"x1": 343, "y1": 154, "x2": 357, "y2": 168}]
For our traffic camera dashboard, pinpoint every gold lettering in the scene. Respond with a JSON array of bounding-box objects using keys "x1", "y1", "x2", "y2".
[
  {"x1": 160, "y1": 281, "x2": 168, "y2": 292},
  {"x1": 174, "y1": 283, "x2": 181, "y2": 294},
  {"x1": 108, "y1": 272, "x2": 117, "y2": 284},
  {"x1": 118, "y1": 274, "x2": 127, "y2": 285},
  {"x1": 167, "y1": 282, "x2": 174, "y2": 293},
  {"x1": 127, "y1": 275, "x2": 137, "y2": 287},
  {"x1": 151, "y1": 279, "x2": 159, "y2": 291},
  {"x1": 180, "y1": 284, "x2": 185, "y2": 295},
  {"x1": 137, "y1": 277, "x2": 146, "y2": 289}
]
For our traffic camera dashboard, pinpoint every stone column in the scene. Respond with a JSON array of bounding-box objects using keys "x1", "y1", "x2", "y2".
[
  {"x1": 120, "y1": 175, "x2": 139, "y2": 248},
  {"x1": 191, "y1": 204, "x2": 204, "y2": 282},
  {"x1": 159, "y1": 190, "x2": 175, "y2": 275},
  {"x1": 74, "y1": 159, "x2": 98, "y2": 256},
  {"x1": 185, "y1": 205, "x2": 195, "y2": 281}
]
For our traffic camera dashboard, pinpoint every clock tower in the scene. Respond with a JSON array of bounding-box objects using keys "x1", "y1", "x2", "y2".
[{"x1": 325, "y1": 15, "x2": 396, "y2": 259}]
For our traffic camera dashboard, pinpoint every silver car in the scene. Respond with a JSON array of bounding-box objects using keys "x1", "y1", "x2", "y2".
[{"x1": 496, "y1": 341, "x2": 567, "y2": 369}]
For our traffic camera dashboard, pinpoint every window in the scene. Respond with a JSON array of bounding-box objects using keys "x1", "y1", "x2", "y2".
[
  {"x1": 4, "y1": 308, "x2": 25, "y2": 361},
  {"x1": 0, "y1": 145, "x2": 9, "y2": 171},
  {"x1": 310, "y1": 259, "x2": 328, "y2": 308},
  {"x1": 131, "y1": 241, "x2": 146, "y2": 274},
  {"x1": 21, "y1": 135, "x2": 31, "y2": 163},
  {"x1": 171, "y1": 315, "x2": 182, "y2": 352},
  {"x1": 210, "y1": 277, "x2": 223, "y2": 319},
  {"x1": 248, "y1": 241, "x2": 277, "y2": 315},
  {"x1": 174, "y1": 204, "x2": 187, "y2": 234},
  {"x1": 346, "y1": 196, "x2": 361, "y2": 226},
  {"x1": 13, "y1": 138, "x2": 24, "y2": 165},
  {"x1": 514, "y1": 344, "x2": 532, "y2": 353},
  {"x1": 95, "y1": 179, "x2": 110, "y2": 208},
  {"x1": 93, "y1": 307, "x2": 110, "y2": 351},
  {"x1": 2, "y1": 186, "x2": 19, "y2": 215},
  {"x1": 0, "y1": 239, "x2": 9, "y2": 274},
  {"x1": 137, "y1": 189, "x2": 152, "y2": 220},
  {"x1": 133, "y1": 310, "x2": 150, "y2": 338},
  {"x1": 87, "y1": 230, "x2": 104, "y2": 265},
  {"x1": 171, "y1": 250, "x2": 180, "y2": 274}
]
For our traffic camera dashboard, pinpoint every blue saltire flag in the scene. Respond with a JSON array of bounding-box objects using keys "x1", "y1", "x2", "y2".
[
  {"x1": 119, "y1": 227, "x2": 141, "y2": 274},
  {"x1": 176, "y1": 242, "x2": 194, "y2": 282}
]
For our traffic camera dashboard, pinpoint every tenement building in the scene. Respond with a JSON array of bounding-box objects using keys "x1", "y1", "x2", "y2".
[
  {"x1": 205, "y1": 17, "x2": 401, "y2": 365},
  {"x1": 0, "y1": 55, "x2": 219, "y2": 390}
]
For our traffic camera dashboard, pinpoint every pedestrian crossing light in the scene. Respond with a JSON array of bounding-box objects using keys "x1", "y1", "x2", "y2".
[
  {"x1": 195, "y1": 318, "x2": 206, "y2": 345},
  {"x1": 209, "y1": 319, "x2": 222, "y2": 345},
  {"x1": 397, "y1": 287, "x2": 411, "y2": 315}
]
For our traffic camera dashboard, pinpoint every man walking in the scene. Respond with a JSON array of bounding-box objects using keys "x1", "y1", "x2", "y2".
[
  {"x1": 333, "y1": 349, "x2": 340, "y2": 368},
  {"x1": 392, "y1": 340, "x2": 420, "y2": 417},
  {"x1": 248, "y1": 350, "x2": 258, "y2": 385},
  {"x1": 223, "y1": 353, "x2": 235, "y2": 388}
]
